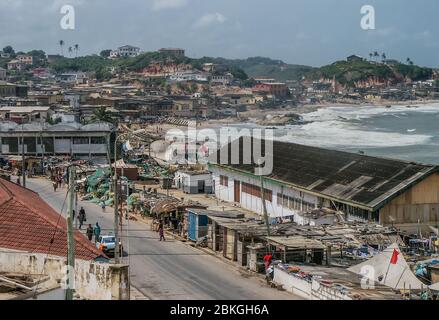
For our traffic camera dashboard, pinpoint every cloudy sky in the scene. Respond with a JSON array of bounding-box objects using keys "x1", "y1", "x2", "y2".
[{"x1": 1, "y1": 0, "x2": 438, "y2": 67}]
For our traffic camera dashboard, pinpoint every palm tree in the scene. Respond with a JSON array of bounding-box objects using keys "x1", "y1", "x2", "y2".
[
  {"x1": 406, "y1": 57, "x2": 411, "y2": 64},
  {"x1": 59, "y1": 40, "x2": 65, "y2": 56},
  {"x1": 373, "y1": 51, "x2": 379, "y2": 61},
  {"x1": 369, "y1": 52, "x2": 373, "y2": 61},
  {"x1": 381, "y1": 53, "x2": 386, "y2": 62},
  {"x1": 74, "y1": 44, "x2": 79, "y2": 57},
  {"x1": 89, "y1": 107, "x2": 114, "y2": 124},
  {"x1": 68, "y1": 46, "x2": 73, "y2": 57}
]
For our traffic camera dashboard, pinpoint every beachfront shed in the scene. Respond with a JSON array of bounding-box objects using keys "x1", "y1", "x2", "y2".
[
  {"x1": 265, "y1": 236, "x2": 326, "y2": 265},
  {"x1": 187, "y1": 209, "x2": 244, "y2": 242}
]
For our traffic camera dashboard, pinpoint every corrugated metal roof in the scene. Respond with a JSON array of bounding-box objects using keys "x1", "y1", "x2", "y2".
[{"x1": 211, "y1": 138, "x2": 438, "y2": 211}]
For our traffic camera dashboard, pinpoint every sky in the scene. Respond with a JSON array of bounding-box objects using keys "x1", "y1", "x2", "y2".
[{"x1": 1, "y1": 0, "x2": 438, "y2": 67}]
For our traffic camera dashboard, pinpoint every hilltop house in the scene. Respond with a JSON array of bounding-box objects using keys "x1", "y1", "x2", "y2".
[
  {"x1": 158, "y1": 48, "x2": 185, "y2": 58},
  {"x1": 16, "y1": 54, "x2": 33, "y2": 65},
  {"x1": 7, "y1": 60, "x2": 26, "y2": 71},
  {"x1": 110, "y1": 45, "x2": 140, "y2": 58}
]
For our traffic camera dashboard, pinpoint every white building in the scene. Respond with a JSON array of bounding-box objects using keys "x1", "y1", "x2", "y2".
[
  {"x1": 0, "y1": 121, "x2": 112, "y2": 160},
  {"x1": 210, "y1": 73, "x2": 233, "y2": 85},
  {"x1": 110, "y1": 45, "x2": 141, "y2": 58},
  {"x1": 208, "y1": 137, "x2": 439, "y2": 228},
  {"x1": 174, "y1": 170, "x2": 213, "y2": 194},
  {"x1": 169, "y1": 71, "x2": 208, "y2": 82}
]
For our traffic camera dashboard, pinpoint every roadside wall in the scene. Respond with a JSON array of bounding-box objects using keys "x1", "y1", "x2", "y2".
[{"x1": 0, "y1": 249, "x2": 129, "y2": 300}]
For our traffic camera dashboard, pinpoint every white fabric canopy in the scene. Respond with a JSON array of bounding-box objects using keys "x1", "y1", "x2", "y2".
[{"x1": 348, "y1": 243, "x2": 426, "y2": 290}]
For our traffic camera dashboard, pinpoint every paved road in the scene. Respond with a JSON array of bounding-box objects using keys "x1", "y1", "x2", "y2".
[{"x1": 26, "y1": 177, "x2": 299, "y2": 300}]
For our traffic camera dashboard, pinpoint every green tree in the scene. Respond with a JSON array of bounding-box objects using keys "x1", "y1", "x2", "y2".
[
  {"x1": 89, "y1": 106, "x2": 114, "y2": 124},
  {"x1": 2, "y1": 45, "x2": 15, "y2": 55},
  {"x1": 100, "y1": 49, "x2": 112, "y2": 58},
  {"x1": 74, "y1": 44, "x2": 79, "y2": 57}
]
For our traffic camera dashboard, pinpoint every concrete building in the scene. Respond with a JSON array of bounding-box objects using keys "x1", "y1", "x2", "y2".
[
  {"x1": 0, "y1": 121, "x2": 112, "y2": 160},
  {"x1": 16, "y1": 54, "x2": 33, "y2": 65},
  {"x1": 0, "y1": 68, "x2": 6, "y2": 81},
  {"x1": 252, "y1": 82, "x2": 289, "y2": 98},
  {"x1": 0, "y1": 82, "x2": 28, "y2": 98},
  {"x1": 7, "y1": 60, "x2": 25, "y2": 71},
  {"x1": 175, "y1": 170, "x2": 213, "y2": 194},
  {"x1": 159, "y1": 48, "x2": 185, "y2": 58},
  {"x1": 209, "y1": 138, "x2": 439, "y2": 231},
  {"x1": 0, "y1": 106, "x2": 52, "y2": 124},
  {"x1": 210, "y1": 73, "x2": 233, "y2": 86},
  {"x1": 110, "y1": 45, "x2": 140, "y2": 58}
]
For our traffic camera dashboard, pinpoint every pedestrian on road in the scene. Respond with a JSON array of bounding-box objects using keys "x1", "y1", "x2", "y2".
[
  {"x1": 93, "y1": 222, "x2": 101, "y2": 242},
  {"x1": 159, "y1": 222, "x2": 166, "y2": 241},
  {"x1": 86, "y1": 224, "x2": 93, "y2": 241},
  {"x1": 52, "y1": 180, "x2": 57, "y2": 192},
  {"x1": 101, "y1": 202, "x2": 106, "y2": 212},
  {"x1": 78, "y1": 207, "x2": 86, "y2": 229},
  {"x1": 177, "y1": 220, "x2": 183, "y2": 236}
]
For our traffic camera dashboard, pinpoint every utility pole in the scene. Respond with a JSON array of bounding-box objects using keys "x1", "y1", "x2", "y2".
[
  {"x1": 21, "y1": 127, "x2": 26, "y2": 188},
  {"x1": 113, "y1": 132, "x2": 120, "y2": 264},
  {"x1": 40, "y1": 131, "x2": 45, "y2": 176},
  {"x1": 260, "y1": 175, "x2": 270, "y2": 237},
  {"x1": 66, "y1": 166, "x2": 76, "y2": 300}
]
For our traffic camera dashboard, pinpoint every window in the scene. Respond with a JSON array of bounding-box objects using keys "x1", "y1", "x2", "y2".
[
  {"x1": 91, "y1": 137, "x2": 106, "y2": 144},
  {"x1": 73, "y1": 137, "x2": 89, "y2": 145},
  {"x1": 220, "y1": 175, "x2": 229, "y2": 187}
]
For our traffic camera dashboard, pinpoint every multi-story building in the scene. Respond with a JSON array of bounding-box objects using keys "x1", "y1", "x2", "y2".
[
  {"x1": 0, "y1": 82, "x2": 28, "y2": 98},
  {"x1": 252, "y1": 82, "x2": 289, "y2": 98},
  {"x1": 16, "y1": 55, "x2": 33, "y2": 65},
  {"x1": 7, "y1": 60, "x2": 26, "y2": 71},
  {"x1": 158, "y1": 48, "x2": 185, "y2": 58},
  {"x1": 210, "y1": 73, "x2": 233, "y2": 86},
  {"x1": 0, "y1": 121, "x2": 113, "y2": 160},
  {"x1": 110, "y1": 45, "x2": 141, "y2": 58},
  {"x1": 0, "y1": 68, "x2": 6, "y2": 81},
  {"x1": 0, "y1": 106, "x2": 52, "y2": 124}
]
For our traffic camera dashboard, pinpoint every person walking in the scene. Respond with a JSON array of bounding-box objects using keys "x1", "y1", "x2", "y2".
[
  {"x1": 52, "y1": 180, "x2": 57, "y2": 192},
  {"x1": 158, "y1": 222, "x2": 166, "y2": 241},
  {"x1": 101, "y1": 202, "x2": 106, "y2": 212},
  {"x1": 93, "y1": 222, "x2": 101, "y2": 242},
  {"x1": 86, "y1": 224, "x2": 94, "y2": 241},
  {"x1": 78, "y1": 207, "x2": 86, "y2": 229}
]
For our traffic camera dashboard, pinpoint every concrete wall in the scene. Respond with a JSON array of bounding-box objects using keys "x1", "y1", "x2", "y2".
[{"x1": 0, "y1": 250, "x2": 129, "y2": 300}]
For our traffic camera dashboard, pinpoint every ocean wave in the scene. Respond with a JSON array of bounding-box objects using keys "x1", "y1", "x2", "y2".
[{"x1": 277, "y1": 120, "x2": 432, "y2": 148}]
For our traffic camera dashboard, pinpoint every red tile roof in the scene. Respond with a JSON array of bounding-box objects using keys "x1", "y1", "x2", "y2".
[{"x1": 0, "y1": 178, "x2": 106, "y2": 261}]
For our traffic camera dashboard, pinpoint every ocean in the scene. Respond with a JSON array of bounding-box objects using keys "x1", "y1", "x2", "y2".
[{"x1": 214, "y1": 103, "x2": 439, "y2": 165}]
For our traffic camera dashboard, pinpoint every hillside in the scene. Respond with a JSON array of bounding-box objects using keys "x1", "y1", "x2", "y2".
[
  {"x1": 307, "y1": 59, "x2": 433, "y2": 87},
  {"x1": 193, "y1": 56, "x2": 314, "y2": 81}
]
